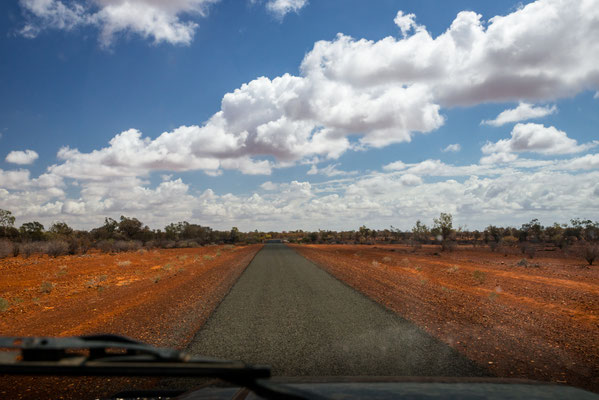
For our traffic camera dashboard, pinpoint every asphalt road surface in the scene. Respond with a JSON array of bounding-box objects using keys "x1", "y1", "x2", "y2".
[{"x1": 186, "y1": 244, "x2": 487, "y2": 377}]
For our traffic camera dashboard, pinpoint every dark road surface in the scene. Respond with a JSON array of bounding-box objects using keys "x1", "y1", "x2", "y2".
[{"x1": 186, "y1": 244, "x2": 487, "y2": 377}]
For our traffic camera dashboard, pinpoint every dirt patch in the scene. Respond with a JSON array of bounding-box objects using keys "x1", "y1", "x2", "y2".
[
  {"x1": 0, "y1": 244, "x2": 262, "y2": 399},
  {"x1": 291, "y1": 244, "x2": 599, "y2": 393}
]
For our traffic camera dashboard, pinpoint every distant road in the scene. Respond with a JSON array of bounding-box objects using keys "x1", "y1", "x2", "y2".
[{"x1": 187, "y1": 244, "x2": 487, "y2": 377}]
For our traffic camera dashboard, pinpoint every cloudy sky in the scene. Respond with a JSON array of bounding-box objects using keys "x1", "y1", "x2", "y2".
[{"x1": 1, "y1": 0, "x2": 598, "y2": 231}]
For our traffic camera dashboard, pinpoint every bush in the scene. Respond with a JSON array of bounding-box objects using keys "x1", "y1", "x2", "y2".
[
  {"x1": 46, "y1": 240, "x2": 68, "y2": 257},
  {"x1": 96, "y1": 240, "x2": 115, "y2": 253},
  {"x1": 20, "y1": 242, "x2": 47, "y2": 258},
  {"x1": 0, "y1": 298, "x2": 8, "y2": 312},
  {"x1": 0, "y1": 240, "x2": 12, "y2": 259},
  {"x1": 441, "y1": 240, "x2": 456, "y2": 252},
  {"x1": 583, "y1": 244, "x2": 599, "y2": 266},
  {"x1": 113, "y1": 240, "x2": 141, "y2": 252},
  {"x1": 520, "y1": 243, "x2": 536, "y2": 259},
  {"x1": 40, "y1": 281, "x2": 54, "y2": 294}
]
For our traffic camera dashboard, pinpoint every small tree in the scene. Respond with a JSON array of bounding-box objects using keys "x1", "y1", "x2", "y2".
[
  {"x1": 411, "y1": 220, "x2": 429, "y2": 243},
  {"x1": 433, "y1": 213, "x2": 455, "y2": 251},
  {"x1": 49, "y1": 221, "x2": 73, "y2": 237},
  {"x1": 19, "y1": 221, "x2": 45, "y2": 241},
  {"x1": 0, "y1": 209, "x2": 15, "y2": 228},
  {"x1": 433, "y1": 213, "x2": 454, "y2": 241}
]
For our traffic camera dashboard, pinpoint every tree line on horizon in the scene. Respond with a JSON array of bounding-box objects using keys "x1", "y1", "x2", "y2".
[{"x1": 0, "y1": 208, "x2": 598, "y2": 264}]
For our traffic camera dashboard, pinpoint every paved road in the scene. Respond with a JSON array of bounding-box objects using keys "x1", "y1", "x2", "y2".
[{"x1": 186, "y1": 244, "x2": 487, "y2": 377}]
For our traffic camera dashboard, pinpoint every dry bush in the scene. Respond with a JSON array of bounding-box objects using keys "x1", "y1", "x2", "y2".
[
  {"x1": 20, "y1": 242, "x2": 47, "y2": 258},
  {"x1": 441, "y1": 240, "x2": 456, "y2": 252},
  {"x1": 0, "y1": 240, "x2": 12, "y2": 259},
  {"x1": 520, "y1": 243, "x2": 536, "y2": 259},
  {"x1": 96, "y1": 240, "x2": 115, "y2": 253},
  {"x1": 583, "y1": 244, "x2": 599, "y2": 266},
  {"x1": 46, "y1": 240, "x2": 69, "y2": 257},
  {"x1": 113, "y1": 240, "x2": 141, "y2": 253}
]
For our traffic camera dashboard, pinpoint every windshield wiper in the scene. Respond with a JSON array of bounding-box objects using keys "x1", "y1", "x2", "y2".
[
  {"x1": 0, "y1": 334, "x2": 268, "y2": 379},
  {"x1": 0, "y1": 335, "x2": 323, "y2": 400}
]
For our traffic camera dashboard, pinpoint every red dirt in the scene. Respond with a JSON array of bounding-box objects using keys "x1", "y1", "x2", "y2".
[
  {"x1": 290, "y1": 244, "x2": 599, "y2": 393},
  {"x1": 0, "y1": 244, "x2": 262, "y2": 399}
]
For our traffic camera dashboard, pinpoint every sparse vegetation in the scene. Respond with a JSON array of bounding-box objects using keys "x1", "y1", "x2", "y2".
[
  {"x1": 40, "y1": 281, "x2": 54, "y2": 294},
  {"x1": 472, "y1": 270, "x2": 486, "y2": 284},
  {"x1": 0, "y1": 298, "x2": 9, "y2": 312}
]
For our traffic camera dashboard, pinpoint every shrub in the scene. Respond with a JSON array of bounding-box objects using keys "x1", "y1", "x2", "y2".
[
  {"x1": 96, "y1": 240, "x2": 114, "y2": 253},
  {"x1": 583, "y1": 244, "x2": 599, "y2": 266},
  {"x1": 0, "y1": 298, "x2": 9, "y2": 312},
  {"x1": 12, "y1": 242, "x2": 20, "y2": 257},
  {"x1": 489, "y1": 241, "x2": 500, "y2": 252},
  {"x1": 472, "y1": 270, "x2": 486, "y2": 284},
  {"x1": 20, "y1": 242, "x2": 47, "y2": 258},
  {"x1": 113, "y1": 240, "x2": 141, "y2": 253},
  {"x1": 40, "y1": 281, "x2": 54, "y2": 294},
  {"x1": 441, "y1": 240, "x2": 456, "y2": 252},
  {"x1": 46, "y1": 240, "x2": 69, "y2": 257},
  {"x1": 0, "y1": 240, "x2": 12, "y2": 259},
  {"x1": 520, "y1": 243, "x2": 536, "y2": 259},
  {"x1": 517, "y1": 258, "x2": 529, "y2": 267}
]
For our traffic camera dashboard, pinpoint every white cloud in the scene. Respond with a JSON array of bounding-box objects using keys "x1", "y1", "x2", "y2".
[
  {"x1": 393, "y1": 10, "x2": 419, "y2": 38},
  {"x1": 482, "y1": 123, "x2": 597, "y2": 156},
  {"x1": 265, "y1": 0, "x2": 307, "y2": 19},
  {"x1": 17, "y1": 0, "x2": 599, "y2": 178},
  {"x1": 480, "y1": 152, "x2": 518, "y2": 165},
  {"x1": 260, "y1": 181, "x2": 278, "y2": 191},
  {"x1": 383, "y1": 161, "x2": 407, "y2": 171},
  {"x1": 481, "y1": 102, "x2": 557, "y2": 126},
  {"x1": 442, "y1": 143, "x2": 461, "y2": 152},
  {"x1": 306, "y1": 163, "x2": 357, "y2": 177},
  {"x1": 3, "y1": 151, "x2": 599, "y2": 230},
  {"x1": 5, "y1": 149, "x2": 39, "y2": 165},
  {"x1": 561, "y1": 153, "x2": 599, "y2": 170},
  {"x1": 19, "y1": 0, "x2": 218, "y2": 46}
]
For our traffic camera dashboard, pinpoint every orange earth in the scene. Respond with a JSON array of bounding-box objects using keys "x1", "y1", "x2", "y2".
[
  {"x1": 290, "y1": 243, "x2": 599, "y2": 393},
  {"x1": 0, "y1": 244, "x2": 262, "y2": 399}
]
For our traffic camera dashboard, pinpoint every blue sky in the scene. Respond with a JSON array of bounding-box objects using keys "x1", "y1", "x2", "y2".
[{"x1": 1, "y1": 0, "x2": 598, "y2": 231}]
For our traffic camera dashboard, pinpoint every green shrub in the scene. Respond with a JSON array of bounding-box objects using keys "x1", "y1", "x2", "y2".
[
  {"x1": 40, "y1": 281, "x2": 54, "y2": 294},
  {"x1": 472, "y1": 270, "x2": 486, "y2": 284},
  {"x1": 0, "y1": 298, "x2": 9, "y2": 312}
]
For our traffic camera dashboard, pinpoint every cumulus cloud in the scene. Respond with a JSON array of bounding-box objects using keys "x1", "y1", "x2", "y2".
[
  {"x1": 5, "y1": 149, "x2": 39, "y2": 165},
  {"x1": 265, "y1": 0, "x2": 307, "y2": 18},
  {"x1": 3, "y1": 150, "x2": 599, "y2": 230},
  {"x1": 442, "y1": 143, "x2": 461, "y2": 152},
  {"x1": 482, "y1": 123, "x2": 597, "y2": 156},
  {"x1": 481, "y1": 102, "x2": 557, "y2": 126},
  {"x1": 19, "y1": 0, "x2": 218, "y2": 46},
  {"x1": 17, "y1": 0, "x2": 599, "y2": 178}
]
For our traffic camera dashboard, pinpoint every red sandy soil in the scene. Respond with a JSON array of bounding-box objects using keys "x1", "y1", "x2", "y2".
[
  {"x1": 0, "y1": 244, "x2": 262, "y2": 399},
  {"x1": 291, "y1": 244, "x2": 599, "y2": 393}
]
